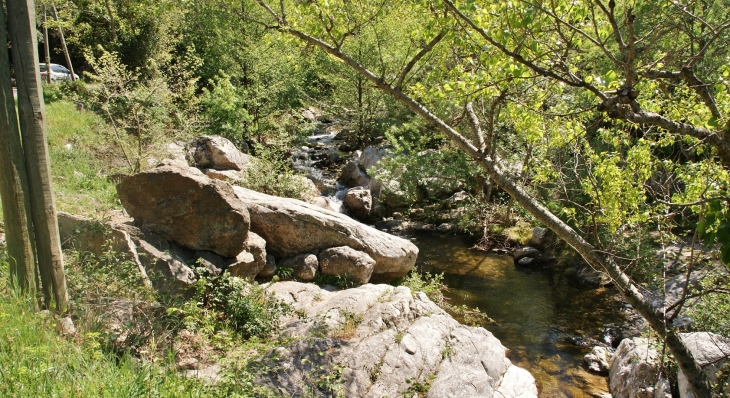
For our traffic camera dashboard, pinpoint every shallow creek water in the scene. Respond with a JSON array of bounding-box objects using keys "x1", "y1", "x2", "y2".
[{"x1": 409, "y1": 232, "x2": 629, "y2": 397}]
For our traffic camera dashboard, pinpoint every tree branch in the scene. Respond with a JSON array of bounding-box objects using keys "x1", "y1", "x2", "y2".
[
  {"x1": 466, "y1": 102, "x2": 486, "y2": 152},
  {"x1": 395, "y1": 30, "x2": 446, "y2": 89}
]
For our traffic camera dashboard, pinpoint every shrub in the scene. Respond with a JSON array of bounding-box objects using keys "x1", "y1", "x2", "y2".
[{"x1": 176, "y1": 269, "x2": 292, "y2": 339}]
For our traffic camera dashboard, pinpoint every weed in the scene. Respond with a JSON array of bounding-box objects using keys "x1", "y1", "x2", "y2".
[
  {"x1": 400, "y1": 269, "x2": 446, "y2": 306},
  {"x1": 314, "y1": 272, "x2": 357, "y2": 289},
  {"x1": 276, "y1": 266, "x2": 294, "y2": 280},
  {"x1": 395, "y1": 331, "x2": 405, "y2": 343},
  {"x1": 331, "y1": 308, "x2": 363, "y2": 339},
  {"x1": 170, "y1": 268, "x2": 292, "y2": 340},
  {"x1": 441, "y1": 341, "x2": 455, "y2": 359},
  {"x1": 402, "y1": 375, "x2": 436, "y2": 397}
]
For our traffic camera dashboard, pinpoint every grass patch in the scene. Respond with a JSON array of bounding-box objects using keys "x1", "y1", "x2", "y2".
[
  {"x1": 46, "y1": 100, "x2": 120, "y2": 218},
  {"x1": 0, "y1": 251, "x2": 211, "y2": 397}
]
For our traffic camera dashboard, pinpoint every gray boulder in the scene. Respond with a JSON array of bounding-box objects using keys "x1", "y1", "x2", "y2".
[
  {"x1": 279, "y1": 253, "x2": 318, "y2": 282},
  {"x1": 187, "y1": 136, "x2": 252, "y2": 171},
  {"x1": 339, "y1": 161, "x2": 371, "y2": 188},
  {"x1": 233, "y1": 186, "x2": 418, "y2": 282},
  {"x1": 57, "y1": 211, "x2": 195, "y2": 292},
  {"x1": 227, "y1": 232, "x2": 267, "y2": 280},
  {"x1": 117, "y1": 160, "x2": 250, "y2": 257},
  {"x1": 257, "y1": 255, "x2": 277, "y2": 278},
  {"x1": 513, "y1": 247, "x2": 540, "y2": 261},
  {"x1": 584, "y1": 346, "x2": 612, "y2": 375},
  {"x1": 259, "y1": 282, "x2": 538, "y2": 397},
  {"x1": 530, "y1": 227, "x2": 548, "y2": 246},
  {"x1": 678, "y1": 332, "x2": 730, "y2": 398},
  {"x1": 358, "y1": 146, "x2": 387, "y2": 171},
  {"x1": 318, "y1": 246, "x2": 375, "y2": 285},
  {"x1": 343, "y1": 187, "x2": 372, "y2": 221},
  {"x1": 609, "y1": 337, "x2": 671, "y2": 398}
]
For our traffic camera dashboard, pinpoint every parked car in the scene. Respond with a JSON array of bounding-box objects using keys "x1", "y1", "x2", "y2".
[{"x1": 39, "y1": 63, "x2": 78, "y2": 81}]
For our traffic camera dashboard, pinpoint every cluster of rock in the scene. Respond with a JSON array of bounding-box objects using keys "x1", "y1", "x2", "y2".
[
  {"x1": 60, "y1": 137, "x2": 418, "y2": 288},
  {"x1": 258, "y1": 281, "x2": 538, "y2": 397},
  {"x1": 603, "y1": 332, "x2": 730, "y2": 398}
]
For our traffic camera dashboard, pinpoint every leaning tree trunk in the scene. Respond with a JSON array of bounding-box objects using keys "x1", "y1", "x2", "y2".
[
  {"x1": 0, "y1": 2, "x2": 37, "y2": 292},
  {"x1": 51, "y1": 5, "x2": 75, "y2": 81},
  {"x1": 7, "y1": 0, "x2": 68, "y2": 313}
]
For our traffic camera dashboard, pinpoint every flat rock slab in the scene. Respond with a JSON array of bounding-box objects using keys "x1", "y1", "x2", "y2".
[
  {"x1": 233, "y1": 187, "x2": 418, "y2": 282},
  {"x1": 259, "y1": 282, "x2": 537, "y2": 398},
  {"x1": 117, "y1": 160, "x2": 250, "y2": 257}
]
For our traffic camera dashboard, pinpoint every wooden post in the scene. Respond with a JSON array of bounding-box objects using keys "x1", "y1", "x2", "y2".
[
  {"x1": 50, "y1": 5, "x2": 75, "y2": 81},
  {"x1": 7, "y1": 0, "x2": 69, "y2": 313},
  {"x1": 0, "y1": 1, "x2": 37, "y2": 293}
]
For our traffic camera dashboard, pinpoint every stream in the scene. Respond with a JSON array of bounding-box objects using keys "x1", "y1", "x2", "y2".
[
  {"x1": 410, "y1": 232, "x2": 629, "y2": 397},
  {"x1": 293, "y1": 123, "x2": 633, "y2": 397}
]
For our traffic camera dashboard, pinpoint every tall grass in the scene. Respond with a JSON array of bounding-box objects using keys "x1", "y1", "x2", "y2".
[
  {"x1": 0, "y1": 252, "x2": 219, "y2": 397},
  {"x1": 46, "y1": 100, "x2": 120, "y2": 218}
]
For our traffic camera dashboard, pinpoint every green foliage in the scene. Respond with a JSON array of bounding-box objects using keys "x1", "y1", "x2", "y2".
[
  {"x1": 697, "y1": 200, "x2": 730, "y2": 267},
  {"x1": 400, "y1": 270, "x2": 447, "y2": 307},
  {"x1": 172, "y1": 269, "x2": 291, "y2": 340},
  {"x1": 64, "y1": 246, "x2": 155, "y2": 303},
  {"x1": 313, "y1": 273, "x2": 357, "y2": 289},
  {"x1": 200, "y1": 73, "x2": 253, "y2": 146},
  {"x1": 686, "y1": 275, "x2": 730, "y2": 337},
  {"x1": 83, "y1": 49, "x2": 200, "y2": 173},
  {"x1": 375, "y1": 145, "x2": 480, "y2": 207},
  {"x1": 239, "y1": 145, "x2": 310, "y2": 200}
]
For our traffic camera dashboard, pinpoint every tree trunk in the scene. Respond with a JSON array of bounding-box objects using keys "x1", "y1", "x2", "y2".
[
  {"x1": 51, "y1": 5, "x2": 75, "y2": 81},
  {"x1": 0, "y1": 2, "x2": 37, "y2": 293},
  {"x1": 7, "y1": 0, "x2": 69, "y2": 313},
  {"x1": 42, "y1": 6, "x2": 51, "y2": 84}
]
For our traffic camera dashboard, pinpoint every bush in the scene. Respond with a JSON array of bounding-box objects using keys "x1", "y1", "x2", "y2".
[
  {"x1": 175, "y1": 269, "x2": 292, "y2": 340},
  {"x1": 239, "y1": 145, "x2": 310, "y2": 200}
]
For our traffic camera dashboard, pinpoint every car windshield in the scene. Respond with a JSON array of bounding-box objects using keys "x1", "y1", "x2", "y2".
[
  {"x1": 51, "y1": 65, "x2": 69, "y2": 72},
  {"x1": 39, "y1": 65, "x2": 47, "y2": 72}
]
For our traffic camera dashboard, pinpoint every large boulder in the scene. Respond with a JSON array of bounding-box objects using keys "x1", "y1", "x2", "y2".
[
  {"x1": 57, "y1": 211, "x2": 195, "y2": 292},
  {"x1": 358, "y1": 146, "x2": 387, "y2": 171},
  {"x1": 318, "y1": 246, "x2": 375, "y2": 285},
  {"x1": 117, "y1": 160, "x2": 250, "y2": 257},
  {"x1": 258, "y1": 282, "x2": 538, "y2": 398},
  {"x1": 609, "y1": 337, "x2": 672, "y2": 398},
  {"x1": 233, "y1": 186, "x2": 418, "y2": 282},
  {"x1": 186, "y1": 136, "x2": 252, "y2": 171},
  {"x1": 678, "y1": 332, "x2": 730, "y2": 398}
]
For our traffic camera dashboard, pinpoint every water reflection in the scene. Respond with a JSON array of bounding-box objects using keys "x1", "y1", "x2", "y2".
[{"x1": 411, "y1": 232, "x2": 627, "y2": 397}]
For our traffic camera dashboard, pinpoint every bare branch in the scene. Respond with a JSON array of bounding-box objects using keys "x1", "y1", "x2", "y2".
[
  {"x1": 657, "y1": 196, "x2": 730, "y2": 207},
  {"x1": 594, "y1": 0, "x2": 627, "y2": 56}
]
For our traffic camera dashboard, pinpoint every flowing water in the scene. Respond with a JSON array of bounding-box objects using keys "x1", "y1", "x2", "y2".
[{"x1": 409, "y1": 232, "x2": 630, "y2": 397}]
